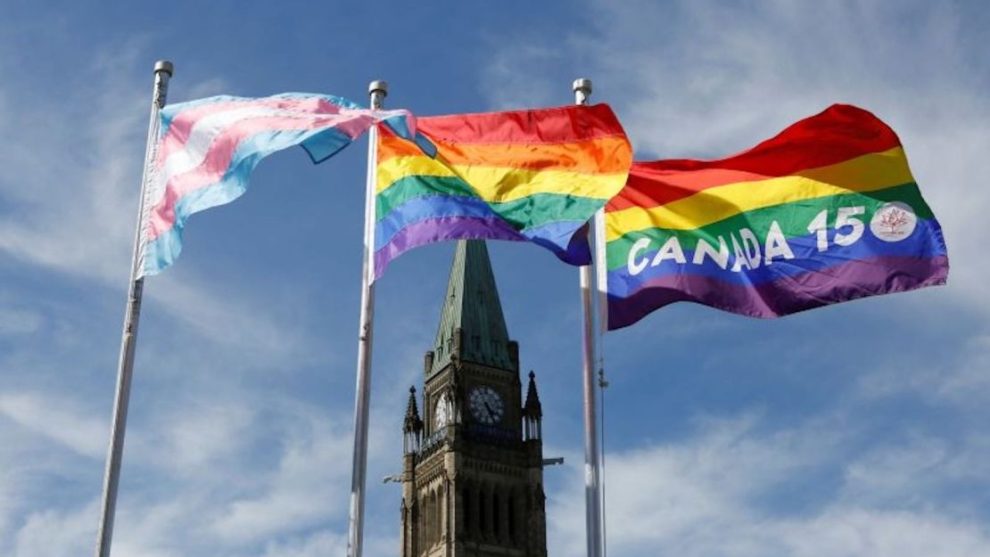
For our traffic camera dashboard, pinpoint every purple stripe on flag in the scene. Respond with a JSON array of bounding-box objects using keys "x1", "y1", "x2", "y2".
[
  {"x1": 607, "y1": 255, "x2": 949, "y2": 329},
  {"x1": 373, "y1": 216, "x2": 525, "y2": 279}
]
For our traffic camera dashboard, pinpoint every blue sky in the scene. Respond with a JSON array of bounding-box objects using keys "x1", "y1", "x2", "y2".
[{"x1": 1, "y1": 1, "x2": 988, "y2": 556}]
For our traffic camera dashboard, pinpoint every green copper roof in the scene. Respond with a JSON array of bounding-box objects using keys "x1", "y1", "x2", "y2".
[{"x1": 430, "y1": 240, "x2": 513, "y2": 374}]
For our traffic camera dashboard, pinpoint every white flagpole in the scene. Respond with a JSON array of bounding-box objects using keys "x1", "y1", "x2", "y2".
[
  {"x1": 346, "y1": 79, "x2": 387, "y2": 557},
  {"x1": 94, "y1": 60, "x2": 173, "y2": 557},
  {"x1": 574, "y1": 77, "x2": 603, "y2": 557},
  {"x1": 593, "y1": 184, "x2": 610, "y2": 557}
]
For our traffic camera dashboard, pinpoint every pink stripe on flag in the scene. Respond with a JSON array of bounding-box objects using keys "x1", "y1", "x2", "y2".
[
  {"x1": 146, "y1": 113, "x2": 375, "y2": 241},
  {"x1": 157, "y1": 97, "x2": 352, "y2": 164}
]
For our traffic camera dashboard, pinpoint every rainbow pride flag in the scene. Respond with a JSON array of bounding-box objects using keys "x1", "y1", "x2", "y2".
[
  {"x1": 603, "y1": 104, "x2": 948, "y2": 329},
  {"x1": 373, "y1": 104, "x2": 632, "y2": 279},
  {"x1": 138, "y1": 93, "x2": 413, "y2": 277}
]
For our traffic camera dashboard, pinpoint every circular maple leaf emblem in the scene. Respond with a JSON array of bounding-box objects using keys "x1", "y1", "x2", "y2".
[{"x1": 870, "y1": 201, "x2": 917, "y2": 242}]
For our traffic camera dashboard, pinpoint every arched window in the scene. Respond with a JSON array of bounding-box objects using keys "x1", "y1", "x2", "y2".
[
  {"x1": 418, "y1": 495, "x2": 426, "y2": 549},
  {"x1": 424, "y1": 493, "x2": 431, "y2": 549},
  {"x1": 436, "y1": 484, "x2": 445, "y2": 545},
  {"x1": 462, "y1": 485, "x2": 471, "y2": 536},
  {"x1": 432, "y1": 489, "x2": 440, "y2": 547},
  {"x1": 493, "y1": 492, "x2": 501, "y2": 540},
  {"x1": 507, "y1": 493, "x2": 516, "y2": 543},
  {"x1": 478, "y1": 488, "x2": 487, "y2": 539},
  {"x1": 434, "y1": 491, "x2": 441, "y2": 548}
]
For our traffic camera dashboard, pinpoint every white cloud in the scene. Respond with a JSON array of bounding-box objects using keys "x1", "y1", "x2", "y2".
[
  {"x1": 480, "y1": 44, "x2": 567, "y2": 110},
  {"x1": 258, "y1": 529, "x2": 396, "y2": 557},
  {"x1": 0, "y1": 392, "x2": 107, "y2": 458},
  {"x1": 210, "y1": 404, "x2": 354, "y2": 544},
  {"x1": 12, "y1": 498, "x2": 194, "y2": 557},
  {"x1": 260, "y1": 530, "x2": 348, "y2": 557},
  {"x1": 777, "y1": 509, "x2": 990, "y2": 557},
  {"x1": 143, "y1": 277, "x2": 316, "y2": 368},
  {"x1": 160, "y1": 398, "x2": 255, "y2": 474},
  {"x1": 0, "y1": 393, "x2": 372, "y2": 556},
  {"x1": 841, "y1": 433, "x2": 990, "y2": 511},
  {"x1": 855, "y1": 333, "x2": 990, "y2": 406},
  {"x1": 0, "y1": 57, "x2": 144, "y2": 282},
  {"x1": 930, "y1": 335, "x2": 990, "y2": 404},
  {"x1": 549, "y1": 412, "x2": 990, "y2": 557},
  {"x1": 0, "y1": 307, "x2": 42, "y2": 335},
  {"x1": 12, "y1": 502, "x2": 97, "y2": 557}
]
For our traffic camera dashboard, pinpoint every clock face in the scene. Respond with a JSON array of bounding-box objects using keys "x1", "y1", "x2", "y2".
[
  {"x1": 468, "y1": 386, "x2": 504, "y2": 425},
  {"x1": 434, "y1": 393, "x2": 451, "y2": 429}
]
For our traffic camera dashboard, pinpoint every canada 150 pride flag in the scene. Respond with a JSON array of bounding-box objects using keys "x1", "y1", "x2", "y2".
[
  {"x1": 373, "y1": 104, "x2": 632, "y2": 279},
  {"x1": 603, "y1": 104, "x2": 949, "y2": 330},
  {"x1": 137, "y1": 93, "x2": 413, "y2": 277}
]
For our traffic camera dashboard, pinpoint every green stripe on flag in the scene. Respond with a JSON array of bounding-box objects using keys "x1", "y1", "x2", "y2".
[
  {"x1": 378, "y1": 175, "x2": 603, "y2": 232},
  {"x1": 606, "y1": 182, "x2": 933, "y2": 270}
]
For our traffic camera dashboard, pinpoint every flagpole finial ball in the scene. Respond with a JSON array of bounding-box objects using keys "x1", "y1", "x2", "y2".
[
  {"x1": 154, "y1": 60, "x2": 174, "y2": 76},
  {"x1": 572, "y1": 78, "x2": 592, "y2": 95},
  {"x1": 369, "y1": 80, "x2": 388, "y2": 97}
]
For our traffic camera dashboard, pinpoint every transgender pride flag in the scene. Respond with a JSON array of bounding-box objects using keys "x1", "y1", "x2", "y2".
[{"x1": 136, "y1": 93, "x2": 413, "y2": 277}]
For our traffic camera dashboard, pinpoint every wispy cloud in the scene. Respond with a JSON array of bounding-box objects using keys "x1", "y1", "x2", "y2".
[
  {"x1": 0, "y1": 392, "x2": 107, "y2": 458},
  {"x1": 11, "y1": 501, "x2": 99, "y2": 557},
  {"x1": 549, "y1": 411, "x2": 990, "y2": 557},
  {"x1": 210, "y1": 402, "x2": 353, "y2": 544},
  {"x1": 0, "y1": 306, "x2": 42, "y2": 336},
  {"x1": 854, "y1": 333, "x2": 990, "y2": 407},
  {"x1": 0, "y1": 38, "x2": 321, "y2": 368},
  {"x1": 0, "y1": 389, "x2": 382, "y2": 556}
]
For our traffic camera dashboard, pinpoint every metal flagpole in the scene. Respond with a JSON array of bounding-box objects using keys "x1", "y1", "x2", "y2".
[
  {"x1": 593, "y1": 161, "x2": 610, "y2": 557},
  {"x1": 598, "y1": 368, "x2": 610, "y2": 557},
  {"x1": 94, "y1": 59, "x2": 173, "y2": 557},
  {"x1": 574, "y1": 77, "x2": 603, "y2": 557},
  {"x1": 346, "y1": 79, "x2": 387, "y2": 557}
]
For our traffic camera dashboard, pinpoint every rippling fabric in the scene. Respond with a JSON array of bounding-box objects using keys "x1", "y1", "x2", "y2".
[
  {"x1": 603, "y1": 104, "x2": 948, "y2": 329},
  {"x1": 374, "y1": 103, "x2": 632, "y2": 279},
  {"x1": 138, "y1": 93, "x2": 413, "y2": 277}
]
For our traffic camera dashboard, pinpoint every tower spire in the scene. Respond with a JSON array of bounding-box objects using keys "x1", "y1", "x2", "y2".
[
  {"x1": 524, "y1": 371, "x2": 543, "y2": 441},
  {"x1": 403, "y1": 387, "x2": 422, "y2": 431},
  {"x1": 402, "y1": 386, "x2": 422, "y2": 454},
  {"x1": 524, "y1": 371, "x2": 542, "y2": 418},
  {"x1": 430, "y1": 240, "x2": 514, "y2": 374},
  {"x1": 402, "y1": 241, "x2": 548, "y2": 557}
]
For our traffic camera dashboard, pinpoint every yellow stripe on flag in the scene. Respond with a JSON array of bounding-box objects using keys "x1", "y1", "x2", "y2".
[
  {"x1": 605, "y1": 147, "x2": 912, "y2": 239},
  {"x1": 378, "y1": 155, "x2": 629, "y2": 203}
]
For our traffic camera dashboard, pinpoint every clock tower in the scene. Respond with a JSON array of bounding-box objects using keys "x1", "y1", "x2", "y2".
[{"x1": 400, "y1": 240, "x2": 548, "y2": 557}]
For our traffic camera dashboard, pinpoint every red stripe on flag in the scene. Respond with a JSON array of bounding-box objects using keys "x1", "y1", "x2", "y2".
[
  {"x1": 607, "y1": 104, "x2": 902, "y2": 211},
  {"x1": 417, "y1": 103, "x2": 626, "y2": 145}
]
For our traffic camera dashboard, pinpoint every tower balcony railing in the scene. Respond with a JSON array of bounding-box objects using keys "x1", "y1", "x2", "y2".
[{"x1": 417, "y1": 429, "x2": 448, "y2": 458}]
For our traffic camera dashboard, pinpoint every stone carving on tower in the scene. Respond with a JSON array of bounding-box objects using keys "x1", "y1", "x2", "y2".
[{"x1": 400, "y1": 240, "x2": 548, "y2": 557}]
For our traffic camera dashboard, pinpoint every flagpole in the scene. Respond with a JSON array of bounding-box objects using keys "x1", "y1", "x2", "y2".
[
  {"x1": 346, "y1": 79, "x2": 387, "y2": 557},
  {"x1": 574, "y1": 77, "x2": 603, "y2": 557},
  {"x1": 94, "y1": 60, "x2": 173, "y2": 557},
  {"x1": 593, "y1": 181, "x2": 610, "y2": 557}
]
